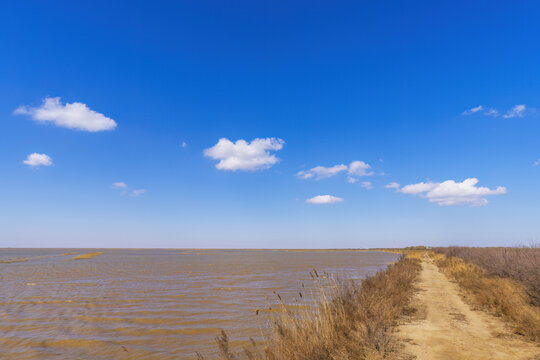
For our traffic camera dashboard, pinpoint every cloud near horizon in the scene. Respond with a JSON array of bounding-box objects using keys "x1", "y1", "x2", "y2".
[
  {"x1": 298, "y1": 160, "x2": 373, "y2": 182},
  {"x1": 23, "y1": 153, "x2": 53, "y2": 167},
  {"x1": 386, "y1": 178, "x2": 506, "y2": 206},
  {"x1": 204, "y1": 137, "x2": 284, "y2": 171},
  {"x1": 306, "y1": 195, "x2": 344, "y2": 204},
  {"x1": 14, "y1": 97, "x2": 117, "y2": 132}
]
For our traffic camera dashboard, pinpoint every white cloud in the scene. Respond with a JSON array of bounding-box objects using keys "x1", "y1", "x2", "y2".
[
  {"x1": 534, "y1": 158, "x2": 540, "y2": 166},
  {"x1": 393, "y1": 178, "x2": 506, "y2": 206},
  {"x1": 385, "y1": 182, "x2": 400, "y2": 190},
  {"x1": 14, "y1": 97, "x2": 117, "y2": 132},
  {"x1": 204, "y1": 137, "x2": 284, "y2": 171},
  {"x1": 111, "y1": 182, "x2": 145, "y2": 196},
  {"x1": 360, "y1": 181, "x2": 373, "y2": 189},
  {"x1": 503, "y1": 104, "x2": 526, "y2": 118},
  {"x1": 461, "y1": 104, "x2": 530, "y2": 118},
  {"x1": 306, "y1": 195, "x2": 344, "y2": 204},
  {"x1": 400, "y1": 181, "x2": 437, "y2": 195},
  {"x1": 298, "y1": 160, "x2": 373, "y2": 182},
  {"x1": 181, "y1": 141, "x2": 187, "y2": 148},
  {"x1": 23, "y1": 153, "x2": 53, "y2": 167},
  {"x1": 347, "y1": 161, "x2": 374, "y2": 183},
  {"x1": 462, "y1": 105, "x2": 484, "y2": 115},
  {"x1": 297, "y1": 164, "x2": 347, "y2": 180},
  {"x1": 131, "y1": 189, "x2": 147, "y2": 197}
]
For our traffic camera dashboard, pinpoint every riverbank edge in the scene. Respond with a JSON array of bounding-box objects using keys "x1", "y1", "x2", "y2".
[{"x1": 202, "y1": 253, "x2": 422, "y2": 359}]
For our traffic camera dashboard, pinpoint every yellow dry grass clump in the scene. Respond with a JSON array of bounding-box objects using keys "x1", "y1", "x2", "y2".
[
  {"x1": 431, "y1": 252, "x2": 540, "y2": 342},
  {"x1": 200, "y1": 255, "x2": 421, "y2": 360},
  {"x1": 72, "y1": 252, "x2": 104, "y2": 260}
]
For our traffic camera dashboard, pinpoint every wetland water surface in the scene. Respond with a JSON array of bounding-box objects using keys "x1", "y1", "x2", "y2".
[{"x1": 0, "y1": 249, "x2": 399, "y2": 359}]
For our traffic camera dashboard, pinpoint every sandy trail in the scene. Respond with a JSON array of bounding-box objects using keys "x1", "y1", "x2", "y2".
[{"x1": 398, "y1": 259, "x2": 539, "y2": 360}]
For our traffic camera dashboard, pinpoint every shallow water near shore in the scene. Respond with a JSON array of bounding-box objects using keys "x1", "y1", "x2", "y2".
[{"x1": 0, "y1": 249, "x2": 399, "y2": 359}]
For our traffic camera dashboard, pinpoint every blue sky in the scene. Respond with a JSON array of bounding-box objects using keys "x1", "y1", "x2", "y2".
[{"x1": 1, "y1": 1, "x2": 539, "y2": 248}]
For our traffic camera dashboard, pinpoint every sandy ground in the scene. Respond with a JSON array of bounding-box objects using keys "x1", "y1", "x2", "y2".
[{"x1": 398, "y1": 259, "x2": 540, "y2": 360}]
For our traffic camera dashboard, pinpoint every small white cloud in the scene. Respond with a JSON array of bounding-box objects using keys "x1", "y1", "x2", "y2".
[
  {"x1": 297, "y1": 164, "x2": 347, "y2": 180},
  {"x1": 181, "y1": 141, "x2": 187, "y2": 148},
  {"x1": 503, "y1": 104, "x2": 526, "y2": 118},
  {"x1": 14, "y1": 97, "x2": 117, "y2": 132},
  {"x1": 112, "y1": 182, "x2": 127, "y2": 189},
  {"x1": 462, "y1": 104, "x2": 530, "y2": 118},
  {"x1": 385, "y1": 182, "x2": 400, "y2": 190},
  {"x1": 360, "y1": 181, "x2": 373, "y2": 189},
  {"x1": 462, "y1": 105, "x2": 484, "y2": 115},
  {"x1": 299, "y1": 160, "x2": 373, "y2": 183},
  {"x1": 347, "y1": 160, "x2": 374, "y2": 183},
  {"x1": 306, "y1": 195, "x2": 344, "y2": 204},
  {"x1": 204, "y1": 137, "x2": 284, "y2": 171},
  {"x1": 131, "y1": 189, "x2": 147, "y2": 197},
  {"x1": 23, "y1": 153, "x2": 53, "y2": 167},
  {"x1": 534, "y1": 158, "x2": 540, "y2": 166},
  {"x1": 392, "y1": 178, "x2": 505, "y2": 206}
]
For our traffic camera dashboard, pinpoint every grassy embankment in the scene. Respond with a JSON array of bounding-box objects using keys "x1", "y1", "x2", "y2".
[
  {"x1": 201, "y1": 253, "x2": 421, "y2": 360},
  {"x1": 203, "y1": 246, "x2": 540, "y2": 358},
  {"x1": 432, "y1": 246, "x2": 540, "y2": 342}
]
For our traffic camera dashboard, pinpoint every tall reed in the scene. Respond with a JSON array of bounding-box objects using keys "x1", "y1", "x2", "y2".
[{"x1": 201, "y1": 255, "x2": 421, "y2": 360}]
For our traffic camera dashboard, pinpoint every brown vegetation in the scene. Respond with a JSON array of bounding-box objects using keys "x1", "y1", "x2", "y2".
[
  {"x1": 403, "y1": 246, "x2": 427, "y2": 251},
  {"x1": 433, "y1": 246, "x2": 540, "y2": 305},
  {"x1": 200, "y1": 255, "x2": 421, "y2": 360},
  {"x1": 72, "y1": 252, "x2": 104, "y2": 260},
  {"x1": 430, "y1": 250, "x2": 540, "y2": 342}
]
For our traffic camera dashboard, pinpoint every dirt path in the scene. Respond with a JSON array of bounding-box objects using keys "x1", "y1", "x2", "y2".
[{"x1": 398, "y1": 260, "x2": 539, "y2": 360}]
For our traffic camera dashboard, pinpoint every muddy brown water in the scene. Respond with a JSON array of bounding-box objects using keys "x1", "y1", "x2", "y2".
[{"x1": 0, "y1": 249, "x2": 399, "y2": 359}]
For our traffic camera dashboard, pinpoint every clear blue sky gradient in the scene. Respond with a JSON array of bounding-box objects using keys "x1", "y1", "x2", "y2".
[{"x1": 1, "y1": 1, "x2": 539, "y2": 248}]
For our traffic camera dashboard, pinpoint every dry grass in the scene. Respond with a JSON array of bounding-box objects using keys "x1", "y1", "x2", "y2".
[
  {"x1": 72, "y1": 252, "x2": 104, "y2": 260},
  {"x1": 431, "y1": 250, "x2": 540, "y2": 342},
  {"x1": 200, "y1": 255, "x2": 421, "y2": 360},
  {"x1": 433, "y1": 246, "x2": 540, "y2": 305}
]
